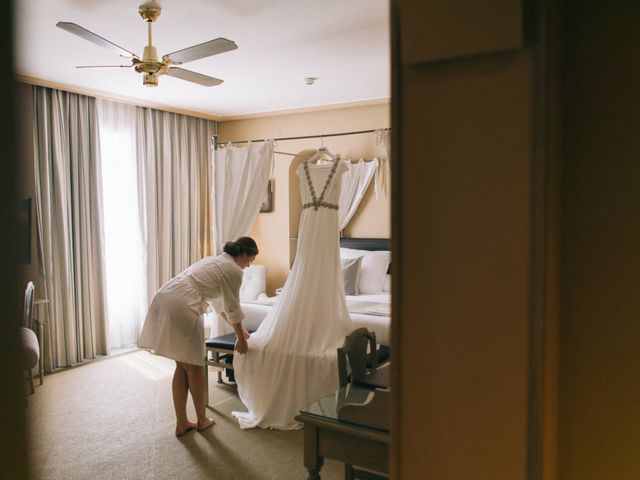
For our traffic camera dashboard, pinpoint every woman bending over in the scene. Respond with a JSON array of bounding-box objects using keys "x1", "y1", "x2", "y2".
[{"x1": 139, "y1": 237, "x2": 258, "y2": 436}]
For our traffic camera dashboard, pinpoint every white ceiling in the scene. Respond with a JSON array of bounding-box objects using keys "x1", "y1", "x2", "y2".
[{"x1": 14, "y1": 0, "x2": 390, "y2": 119}]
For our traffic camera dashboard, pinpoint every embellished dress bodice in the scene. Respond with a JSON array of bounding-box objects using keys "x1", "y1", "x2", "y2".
[{"x1": 299, "y1": 158, "x2": 345, "y2": 211}]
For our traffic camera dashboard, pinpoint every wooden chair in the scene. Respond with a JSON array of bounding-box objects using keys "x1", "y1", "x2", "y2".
[
  {"x1": 337, "y1": 328, "x2": 389, "y2": 480},
  {"x1": 337, "y1": 327, "x2": 379, "y2": 387}
]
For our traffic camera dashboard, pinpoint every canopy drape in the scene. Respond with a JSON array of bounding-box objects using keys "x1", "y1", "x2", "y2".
[
  {"x1": 338, "y1": 158, "x2": 379, "y2": 232},
  {"x1": 213, "y1": 141, "x2": 274, "y2": 253}
]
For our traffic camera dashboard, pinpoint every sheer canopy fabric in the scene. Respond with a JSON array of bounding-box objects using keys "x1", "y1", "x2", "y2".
[
  {"x1": 213, "y1": 142, "x2": 274, "y2": 253},
  {"x1": 33, "y1": 86, "x2": 109, "y2": 369},
  {"x1": 338, "y1": 158, "x2": 379, "y2": 231}
]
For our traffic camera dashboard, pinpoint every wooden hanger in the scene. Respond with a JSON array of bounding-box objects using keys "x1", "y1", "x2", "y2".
[{"x1": 309, "y1": 146, "x2": 337, "y2": 164}]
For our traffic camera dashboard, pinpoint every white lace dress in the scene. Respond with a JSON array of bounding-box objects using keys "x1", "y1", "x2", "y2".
[{"x1": 232, "y1": 149, "x2": 355, "y2": 429}]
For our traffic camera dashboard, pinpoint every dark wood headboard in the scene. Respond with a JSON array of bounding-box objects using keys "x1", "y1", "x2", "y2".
[{"x1": 340, "y1": 237, "x2": 390, "y2": 251}]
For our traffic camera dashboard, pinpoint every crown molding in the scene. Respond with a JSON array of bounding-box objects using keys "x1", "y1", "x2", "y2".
[
  {"x1": 15, "y1": 74, "x2": 224, "y2": 121},
  {"x1": 220, "y1": 98, "x2": 391, "y2": 121},
  {"x1": 16, "y1": 74, "x2": 390, "y2": 123}
]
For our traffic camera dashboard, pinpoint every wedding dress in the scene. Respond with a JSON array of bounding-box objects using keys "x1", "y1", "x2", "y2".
[{"x1": 232, "y1": 148, "x2": 355, "y2": 429}]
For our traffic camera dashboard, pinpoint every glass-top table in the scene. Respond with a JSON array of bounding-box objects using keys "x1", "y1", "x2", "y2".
[
  {"x1": 296, "y1": 384, "x2": 390, "y2": 479},
  {"x1": 299, "y1": 383, "x2": 388, "y2": 431}
]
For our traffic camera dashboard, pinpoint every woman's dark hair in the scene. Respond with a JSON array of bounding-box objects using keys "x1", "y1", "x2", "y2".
[{"x1": 223, "y1": 236, "x2": 259, "y2": 257}]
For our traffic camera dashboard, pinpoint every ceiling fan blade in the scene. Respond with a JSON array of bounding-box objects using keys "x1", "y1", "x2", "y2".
[
  {"x1": 164, "y1": 38, "x2": 237, "y2": 64},
  {"x1": 75, "y1": 65, "x2": 133, "y2": 69},
  {"x1": 166, "y1": 67, "x2": 223, "y2": 87},
  {"x1": 56, "y1": 22, "x2": 138, "y2": 59}
]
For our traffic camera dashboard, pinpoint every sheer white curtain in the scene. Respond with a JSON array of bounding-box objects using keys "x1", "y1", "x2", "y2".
[
  {"x1": 33, "y1": 86, "x2": 109, "y2": 369},
  {"x1": 213, "y1": 141, "x2": 274, "y2": 253},
  {"x1": 96, "y1": 99, "x2": 146, "y2": 348},
  {"x1": 338, "y1": 159, "x2": 379, "y2": 231}
]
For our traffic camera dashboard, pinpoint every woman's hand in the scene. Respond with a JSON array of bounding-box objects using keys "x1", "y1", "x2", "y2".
[
  {"x1": 235, "y1": 337, "x2": 248, "y2": 354},
  {"x1": 242, "y1": 327, "x2": 251, "y2": 340},
  {"x1": 231, "y1": 322, "x2": 249, "y2": 353}
]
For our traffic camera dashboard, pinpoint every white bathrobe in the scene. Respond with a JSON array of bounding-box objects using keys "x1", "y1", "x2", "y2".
[{"x1": 138, "y1": 253, "x2": 244, "y2": 365}]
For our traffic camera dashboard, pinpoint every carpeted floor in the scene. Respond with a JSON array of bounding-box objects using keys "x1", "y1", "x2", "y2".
[{"x1": 26, "y1": 350, "x2": 342, "y2": 480}]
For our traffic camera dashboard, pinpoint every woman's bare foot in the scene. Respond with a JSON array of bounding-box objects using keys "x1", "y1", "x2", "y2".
[
  {"x1": 197, "y1": 417, "x2": 216, "y2": 432},
  {"x1": 176, "y1": 421, "x2": 197, "y2": 437}
]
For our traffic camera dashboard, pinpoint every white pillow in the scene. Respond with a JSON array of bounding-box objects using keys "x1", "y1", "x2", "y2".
[{"x1": 340, "y1": 248, "x2": 390, "y2": 294}]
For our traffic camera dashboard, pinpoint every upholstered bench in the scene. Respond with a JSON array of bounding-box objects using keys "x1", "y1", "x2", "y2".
[{"x1": 204, "y1": 330, "x2": 255, "y2": 406}]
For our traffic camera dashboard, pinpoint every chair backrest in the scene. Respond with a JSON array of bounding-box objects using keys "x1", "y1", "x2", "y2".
[
  {"x1": 337, "y1": 327, "x2": 378, "y2": 387},
  {"x1": 23, "y1": 281, "x2": 35, "y2": 329}
]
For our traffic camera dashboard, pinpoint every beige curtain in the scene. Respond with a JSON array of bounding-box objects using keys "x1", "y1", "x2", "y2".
[
  {"x1": 136, "y1": 107, "x2": 216, "y2": 300},
  {"x1": 33, "y1": 86, "x2": 108, "y2": 370}
]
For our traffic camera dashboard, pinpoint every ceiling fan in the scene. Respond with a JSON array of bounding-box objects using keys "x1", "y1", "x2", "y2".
[{"x1": 56, "y1": 3, "x2": 237, "y2": 87}]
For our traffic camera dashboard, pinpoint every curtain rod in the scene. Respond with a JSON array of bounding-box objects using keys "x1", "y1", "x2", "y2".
[{"x1": 213, "y1": 128, "x2": 389, "y2": 145}]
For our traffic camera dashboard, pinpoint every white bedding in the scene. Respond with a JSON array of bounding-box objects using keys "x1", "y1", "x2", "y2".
[
  {"x1": 213, "y1": 292, "x2": 391, "y2": 346},
  {"x1": 344, "y1": 293, "x2": 391, "y2": 346}
]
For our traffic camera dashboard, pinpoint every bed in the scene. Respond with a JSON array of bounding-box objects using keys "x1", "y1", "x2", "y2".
[
  {"x1": 206, "y1": 238, "x2": 391, "y2": 346},
  {"x1": 241, "y1": 291, "x2": 390, "y2": 344}
]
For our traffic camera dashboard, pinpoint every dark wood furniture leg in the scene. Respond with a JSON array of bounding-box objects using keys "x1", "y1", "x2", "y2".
[
  {"x1": 345, "y1": 463, "x2": 354, "y2": 479},
  {"x1": 303, "y1": 423, "x2": 324, "y2": 479}
]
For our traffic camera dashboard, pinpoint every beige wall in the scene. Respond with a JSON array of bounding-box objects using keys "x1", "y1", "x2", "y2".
[{"x1": 218, "y1": 103, "x2": 390, "y2": 294}]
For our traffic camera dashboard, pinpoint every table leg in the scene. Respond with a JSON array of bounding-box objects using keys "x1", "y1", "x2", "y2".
[
  {"x1": 303, "y1": 424, "x2": 324, "y2": 479},
  {"x1": 306, "y1": 467, "x2": 322, "y2": 480},
  {"x1": 215, "y1": 352, "x2": 223, "y2": 383}
]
